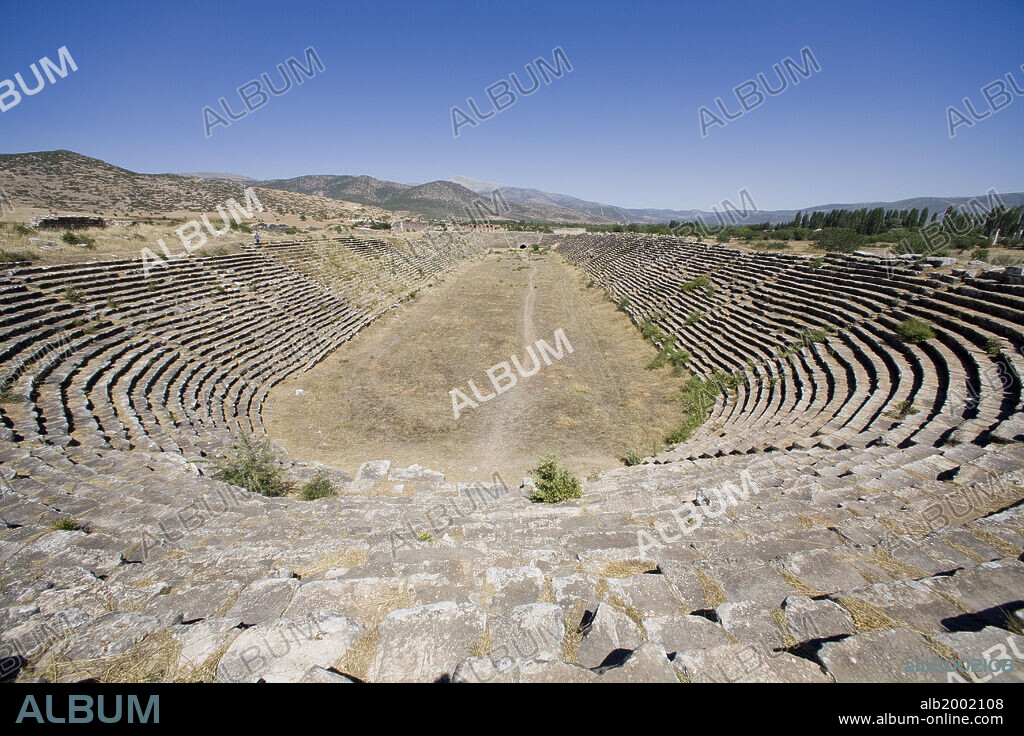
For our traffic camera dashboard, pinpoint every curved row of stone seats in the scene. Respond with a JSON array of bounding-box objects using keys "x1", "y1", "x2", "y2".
[
  {"x1": 241, "y1": 237, "x2": 486, "y2": 312},
  {"x1": 1, "y1": 233, "x2": 1020, "y2": 682},
  {"x1": 2, "y1": 427, "x2": 1021, "y2": 682},
  {"x1": 560, "y1": 235, "x2": 1024, "y2": 463},
  {"x1": 0, "y1": 238, "x2": 478, "y2": 465}
]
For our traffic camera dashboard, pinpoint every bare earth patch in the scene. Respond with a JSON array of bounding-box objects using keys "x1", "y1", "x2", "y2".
[{"x1": 265, "y1": 250, "x2": 688, "y2": 482}]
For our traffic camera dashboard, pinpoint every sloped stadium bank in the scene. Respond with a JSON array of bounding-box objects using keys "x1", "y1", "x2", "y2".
[{"x1": 0, "y1": 232, "x2": 1019, "y2": 684}]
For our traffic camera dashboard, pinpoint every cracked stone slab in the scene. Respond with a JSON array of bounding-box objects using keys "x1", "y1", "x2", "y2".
[
  {"x1": 60, "y1": 611, "x2": 161, "y2": 661},
  {"x1": 604, "y1": 574, "x2": 681, "y2": 617},
  {"x1": 489, "y1": 603, "x2": 564, "y2": 664},
  {"x1": 654, "y1": 559, "x2": 707, "y2": 612},
  {"x1": 599, "y1": 643, "x2": 677, "y2": 683},
  {"x1": 225, "y1": 578, "x2": 299, "y2": 625},
  {"x1": 299, "y1": 665, "x2": 357, "y2": 683},
  {"x1": 453, "y1": 656, "x2": 599, "y2": 683},
  {"x1": 932, "y1": 627, "x2": 1024, "y2": 683},
  {"x1": 643, "y1": 614, "x2": 734, "y2": 656},
  {"x1": 782, "y1": 595, "x2": 855, "y2": 641},
  {"x1": 484, "y1": 566, "x2": 544, "y2": 613},
  {"x1": 817, "y1": 628, "x2": 946, "y2": 683},
  {"x1": 369, "y1": 601, "x2": 487, "y2": 683},
  {"x1": 575, "y1": 602, "x2": 643, "y2": 669},
  {"x1": 216, "y1": 611, "x2": 364, "y2": 683},
  {"x1": 716, "y1": 600, "x2": 787, "y2": 649},
  {"x1": 284, "y1": 577, "x2": 411, "y2": 622},
  {"x1": 146, "y1": 580, "x2": 245, "y2": 623},
  {"x1": 921, "y1": 560, "x2": 1024, "y2": 614},
  {"x1": 674, "y1": 643, "x2": 831, "y2": 683},
  {"x1": 355, "y1": 460, "x2": 391, "y2": 482},
  {"x1": 778, "y1": 549, "x2": 870, "y2": 595},
  {"x1": 173, "y1": 617, "x2": 243, "y2": 673},
  {"x1": 388, "y1": 464, "x2": 445, "y2": 483},
  {"x1": 830, "y1": 579, "x2": 962, "y2": 634},
  {"x1": 551, "y1": 573, "x2": 599, "y2": 620}
]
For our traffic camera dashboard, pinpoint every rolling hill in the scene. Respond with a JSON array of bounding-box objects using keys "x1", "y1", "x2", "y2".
[{"x1": 2, "y1": 150, "x2": 1021, "y2": 226}]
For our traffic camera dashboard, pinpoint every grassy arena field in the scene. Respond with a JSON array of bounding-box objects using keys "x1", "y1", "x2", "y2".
[{"x1": 265, "y1": 249, "x2": 689, "y2": 482}]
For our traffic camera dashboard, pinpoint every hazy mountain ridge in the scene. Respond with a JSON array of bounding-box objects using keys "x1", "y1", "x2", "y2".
[
  {"x1": 452, "y1": 176, "x2": 1024, "y2": 226},
  {"x1": 2, "y1": 150, "x2": 1020, "y2": 225}
]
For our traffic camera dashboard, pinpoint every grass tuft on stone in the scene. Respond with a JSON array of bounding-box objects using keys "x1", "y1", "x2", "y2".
[
  {"x1": 211, "y1": 433, "x2": 293, "y2": 497},
  {"x1": 299, "y1": 469, "x2": 337, "y2": 500},
  {"x1": 529, "y1": 454, "x2": 582, "y2": 503},
  {"x1": 895, "y1": 317, "x2": 935, "y2": 344},
  {"x1": 50, "y1": 515, "x2": 87, "y2": 532},
  {"x1": 984, "y1": 337, "x2": 1004, "y2": 356}
]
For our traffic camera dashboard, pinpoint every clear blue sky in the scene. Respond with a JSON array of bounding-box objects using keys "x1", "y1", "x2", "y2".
[{"x1": 2, "y1": 0, "x2": 1022, "y2": 211}]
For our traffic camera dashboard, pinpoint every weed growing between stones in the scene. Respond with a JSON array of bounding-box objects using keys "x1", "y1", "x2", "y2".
[
  {"x1": 529, "y1": 454, "x2": 582, "y2": 503},
  {"x1": 50, "y1": 515, "x2": 87, "y2": 532},
  {"x1": 299, "y1": 469, "x2": 337, "y2": 500},
  {"x1": 211, "y1": 433, "x2": 293, "y2": 497},
  {"x1": 896, "y1": 317, "x2": 935, "y2": 344}
]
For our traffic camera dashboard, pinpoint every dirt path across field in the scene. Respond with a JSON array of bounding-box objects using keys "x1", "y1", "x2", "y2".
[{"x1": 265, "y1": 249, "x2": 689, "y2": 482}]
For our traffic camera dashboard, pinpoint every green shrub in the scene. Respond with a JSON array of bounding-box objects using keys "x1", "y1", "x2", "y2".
[
  {"x1": 984, "y1": 337, "x2": 1004, "y2": 356},
  {"x1": 640, "y1": 316, "x2": 664, "y2": 342},
  {"x1": 0, "y1": 249, "x2": 40, "y2": 263},
  {"x1": 892, "y1": 231, "x2": 947, "y2": 257},
  {"x1": 13, "y1": 224, "x2": 36, "y2": 236},
  {"x1": 813, "y1": 229, "x2": 867, "y2": 253},
  {"x1": 665, "y1": 373, "x2": 726, "y2": 445},
  {"x1": 211, "y1": 433, "x2": 293, "y2": 497},
  {"x1": 801, "y1": 327, "x2": 834, "y2": 345},
  {"x1": 63, "y1": 286, "x2": 84, "y2": 303},
  {"x1": 50, "y1": 515, "x2": 86, "y2": 532},
  {"x1": 648, "y1": 340, "x2": 690, "y2": 375},
  {"x1": 641, "y1": 318, "x2": 689, "y2": 375},
  {"x1": 971, "y1": 248, "x2": 990, "y2": 262},
  {"x1": 680, "y1": 275, "x2": 711, "y2": 292},
  {"x1": 895, "y1": 317, "x2": 935, "y2": 344},
  {"x1": 809, "y1": 256, "x2": 825, "y2": 268},
  {"x1": 529, "y1": 454, "x2": 582, "y2": 503},
  {"x1": 888, "y1": 399, "x2": 918, "y2": 419},
  {"x1": 299, "y1": 469, "x2": 337, "y2": 500},
  {"x1": 61, "y1": 231, "x2": 94, "y2": 247},
  {"x1": 684, "y1": 309, "x2": 702, "y2": 326},
  {"x1": 623, "y1": 449, "x2": 644, "y2": 466}
]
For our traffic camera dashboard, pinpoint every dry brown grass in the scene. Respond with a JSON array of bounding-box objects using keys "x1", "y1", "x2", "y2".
[
  {"x1": 601, "y1": 560, "x2": 658, "y2": 578},
  {"x1": 266, "y1": 251, "x2": 691, "y2": 482},
  {"x1": 780, "y1": 568, "x2": 823, "y2": 598},
  {"x1": 835, "y1": 595, "x2": 902, "y2": 633},
  {"x1": 694, "y1": 566, "x2": 727, "y2": 608},
  {"x1": 292, "y1": 547, "x2": 369, "y2": 579},
  {"x1": 867, "y1": 548, "x2": 928, "y2": 581},
  {"x1": 33, "y1": 630, "x2": 182, "y2": 684},
  {"x1": 333, "y1": 584, "x2": 415, "y2": 681},
  {"x1": 561, "y1": 600, "x2": 587, "y2": 664},
  {"x1": 966, "y1": 524, "x2": 1023, "y2": 558}
]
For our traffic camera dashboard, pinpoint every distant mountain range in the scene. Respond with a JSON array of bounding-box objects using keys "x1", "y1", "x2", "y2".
[
  {"x1": 3, "y1": 150, "x2": 1021, "y2": 226},
  {"x1": 446, "y1": 175, "x2": 1024, "y2": 226}
]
